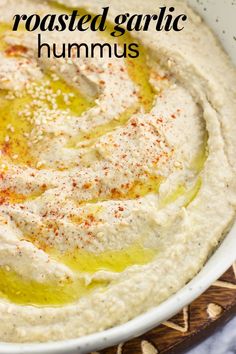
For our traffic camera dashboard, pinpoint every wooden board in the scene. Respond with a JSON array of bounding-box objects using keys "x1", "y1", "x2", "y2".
[{"x1": 92, "y1": 263, "x2": 236, "y2": 354}]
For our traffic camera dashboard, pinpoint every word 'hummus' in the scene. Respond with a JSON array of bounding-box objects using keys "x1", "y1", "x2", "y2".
[{"x1": 0, "y1": 0, "x2": 235, "y2": 343}]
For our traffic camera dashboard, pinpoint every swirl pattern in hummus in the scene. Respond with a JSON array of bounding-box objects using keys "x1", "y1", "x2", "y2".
[{"x1": 0, "y1": 0, "x2": 235, "y2": 343}]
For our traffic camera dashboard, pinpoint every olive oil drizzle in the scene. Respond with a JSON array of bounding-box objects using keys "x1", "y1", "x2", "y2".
[
  {"x1": 0, "y1": 70, "x2": 94, "y2": 168},
  {"x1": 0, "y1": 244, "x2": 156, "y2": 306},
  {"x1": 0, "y1": 267, "x2": 107, "y2": 306}
]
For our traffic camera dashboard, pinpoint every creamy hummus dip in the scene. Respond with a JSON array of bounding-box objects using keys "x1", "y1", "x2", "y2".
[{"x1": 0, "y1": 0, "x2": 235, "y2": 343}]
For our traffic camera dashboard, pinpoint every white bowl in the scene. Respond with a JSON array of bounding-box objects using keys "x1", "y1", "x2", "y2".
[{"x1": 0, "y1": 1, "x2": 235, "y2": 353}]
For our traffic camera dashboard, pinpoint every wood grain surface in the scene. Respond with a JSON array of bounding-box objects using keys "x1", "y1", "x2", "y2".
[{"x1": 91, "y1": 263, "x2": 236, "y2": 354}]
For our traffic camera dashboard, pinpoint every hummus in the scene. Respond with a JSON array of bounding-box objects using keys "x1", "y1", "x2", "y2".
[{"x1": 0, "y1": 0, "x2": 235, "y2": 343}]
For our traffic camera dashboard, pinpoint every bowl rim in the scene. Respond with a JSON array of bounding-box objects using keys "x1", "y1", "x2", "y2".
[{"x1": 0, "y1": 222, "x2": 235, "y2": 354}]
